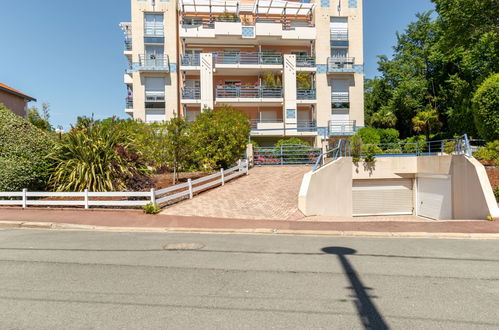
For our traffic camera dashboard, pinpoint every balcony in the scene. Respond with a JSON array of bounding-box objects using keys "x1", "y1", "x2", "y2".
[
  {"x1": 135, "y1": 54, "x2": 170, "y2": 72},
  {"x1": 250, "y1": 119, "x2": 284, "y2": 130},
  {"x1": 214, "y1": 52, "x2": 283, "y2": 66},
  {"x1": 145, "y1": 91, "x2": 165, "y2": 102},
  {"x1": 124, "y1": 38, "x2": 132, "y2": 51},
  {"x1": 328, "y1": 57, "x2": 356, "y2": 72},
  {"x1": 181, "y1": 87, "x2": 200, "y2": 100},
  {"x1": 249, "y1": 119, "x2": 318, "y2": 136},
  {"x1": 296, "y1": 55, "x2": 316, "y2": 68},
  {"x1": 297, "y1": 88, "x2": 316, "y2": 100},
  {"x1": 216, "y1": 86, "x2": 283, "y2": 99},
  {"x1": 329, "y1": 120, "x2": 357, "y2": 136},
  {"x1": 331, "y1": 92, "x2": 350, "y2": 106},
  {"x1": 181, "y1": 54, "x2": 201, "y2": 67},
  {"x1": 126, "y1": 96, "x2": 133, "y2": 109}
]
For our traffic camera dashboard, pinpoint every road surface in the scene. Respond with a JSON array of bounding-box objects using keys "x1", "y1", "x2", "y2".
[{"x1": 0, "y1": 229, "x2": 498, "y2": 329}]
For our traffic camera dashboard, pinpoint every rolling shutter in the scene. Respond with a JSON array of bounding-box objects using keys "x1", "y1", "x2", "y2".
[{"x1": 353, "y1": 179, "x2": 414, "y2": 216}]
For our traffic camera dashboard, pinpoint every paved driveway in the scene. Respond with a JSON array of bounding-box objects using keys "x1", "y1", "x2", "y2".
[{"x1": 161, "y1": 166, "x2": 310, "y2": 220}]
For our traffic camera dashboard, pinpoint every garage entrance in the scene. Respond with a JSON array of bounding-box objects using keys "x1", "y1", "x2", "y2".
[
  {"x1": 353, "y1": 179, "x2": 414, "y2": 216},
  {"x1": 417, "y1": 175, "x2": 452, "y2": 220}
]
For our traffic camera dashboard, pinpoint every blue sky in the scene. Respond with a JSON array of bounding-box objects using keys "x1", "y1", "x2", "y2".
[{"x1": 0, "y1": 0, "x2": 435, "y2": 129}]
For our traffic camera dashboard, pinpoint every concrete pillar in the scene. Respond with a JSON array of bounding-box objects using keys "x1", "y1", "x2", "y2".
[
  {"x1": 200, "y1": 53, "x2": 214, "y2": 110},
  {"x1": 246, "y1": 143, "x2": 254, "y2": 168},
  {"x1": 283, "y1": 54, "x2": 297, "y2": 134}
]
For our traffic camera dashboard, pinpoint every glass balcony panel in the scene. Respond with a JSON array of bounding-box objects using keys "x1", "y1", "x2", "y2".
[{"x1": 297, "y1": 88, "x2": 316, "y2": 100}]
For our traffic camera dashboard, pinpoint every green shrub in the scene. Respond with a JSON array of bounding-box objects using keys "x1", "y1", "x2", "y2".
[
  {"x1": 356, "y1": 127, "x2": 381, "y2": 144},
  {"x1": 142, "y1": 203, "x2": 161, "y2": 214},
  {"x1": 444, "y1": 140, "x2": 456, "y2": 154},
  {"x1": 190, "y1": 105, "x2": 251, "y2": 170},
  {"x1": 363, "y1": 144, "x2": 378, "y2": 163},
  {"x1": 48, "y1": 121, "x2": 151, "y2": 192},
  {"x1": 0, "y1": 104, "x2": 55, "y2": 191},
  {"x1": 275, "y1": 137, "x2": 310, "y2": 147},
  {"x1": 472, "y1": 73, "x2": 499, "y2": 141},
  {"x1": 494, "y1": 186, "x2": 499, "y2": 202},
  {"x1": 473, "y1": 140, "x2": 499, "y2": 165},
  {"x1": 350, "y1": 135, "x2": 362, "y2": 162},
  {"x1": 402, "y1": 135, "x2": 427, "y2": 153},
  {"x1": 378, "y1": 128, "x2": 400, "y2": 144}
]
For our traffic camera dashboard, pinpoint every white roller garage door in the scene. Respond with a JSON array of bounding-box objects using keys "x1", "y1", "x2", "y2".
[
  {"x1": 353, "y1": 179, "x2": 414, "y2": 216},
  {"x1": 417, "y1": 175, "x2": 452, "y2": 220}
]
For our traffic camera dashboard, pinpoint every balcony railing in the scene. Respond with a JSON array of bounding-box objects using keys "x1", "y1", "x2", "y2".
[
  {"x1": 296, "y1": 55, "x2": 316, "y2": 67},
  {"x1": 138, "y1": 54, "x2": 170, "y2": 69},
  {"x1": 182, "y1": 87, "x2": 201, "y2": 99},
  {"x1": 126, "y1": 97, "x2": 133, "y2": 109},
  {"x1": 250, "y1": 119, "x2": 284, "y2": 129},
  {"x1": 216, "y1": 86, "x2": 283, "y2": 98},
  {"x1": 330, "y1": 29, "x2": 348, "y2": 41},
  {"x1": 145, "y1": 91, "x2": 165, "y2": 102},
  {"x1": 124, "y1": 38, "x2": 132, "y2": 51},
  {"x1": 214, "y1": 52, "x2": 283, "y2": 65},
  {"x1": 297, "y1": 120, "x2": 317, "y2": 131},
  {"x1": 331, "y1": 92, "x2": 350, "y2": 104},
  {"x1": 329, "y1": 120, "x2": 357, "y2": 135},
  {"x1": 297, "y1": 88, "x2": 316, "y2": 100},
  {"x1": 181, "y1": 54, "x2": 200, "y2": 66},
  {"x1": 328, "y1": 57, "x2": 355, "y2": 70}
]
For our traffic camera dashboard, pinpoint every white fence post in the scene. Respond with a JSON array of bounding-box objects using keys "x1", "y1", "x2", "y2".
[
  {"x1": 245, "y1": 160, "x2": 249, "y2": 175},
  {"x1": 150, "y1": 188, "x2": 156, "y2": 204},
  {"x1": 84, "y1": 189, "x2": 89, "y2": 209},
  {"x1": 238, "y1": 159, "x2": 242, "y2": 172},
  {"x1": 22, "y1": 188, "x2": 27, "y2": 209},
  {"x1": 221, "y1": 168, "x2": 225, "y2": 186},
  {"x1": 188, "y1": 179, "x2": 193, "y2": 199}
]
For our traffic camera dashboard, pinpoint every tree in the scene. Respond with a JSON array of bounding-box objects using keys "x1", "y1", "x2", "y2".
[
  {"x1": 27, "y1": 103, "x2": 52, "y2": 131},
  {"x1": 0, "y1": 104, "x2": 55, "y2": 191},
  {"x1": 190, "y1": 105, "x2": 250, "y2": 170},
  {"x1": 412, "y1": 109, "x2": 442, "y2": 141},
  {"x1": 164, "y1": 117, "x2": 191, "y2": 184},
  {"x1": 369, "y1": 107, "x2": 397, "y2": 128},
  {"x1": 472, "y1": 74, "x2": 499, "y2": 140}
]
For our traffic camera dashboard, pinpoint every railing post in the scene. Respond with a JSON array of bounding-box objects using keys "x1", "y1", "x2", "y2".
[
  {"x1": 221, "y1": 168, "x2": 225, "y2": 186},
  {"x1": 188, "y1": 179, "x2": 193, "y2": 199},
  {"x1": 150, "y1": 188, "x2": 156, "y2": 204},
  {"x1": 280, "y1": 145, "x2": 284, "y2": 166},
  {"x1": 22, "y1": 188, "x2": 27, "y2": 209},
  {"x1": 464, "y1": 134, "x2": 472, "y2": 157},
  {"x1": 84, "y1": 189, "x2": 89, "y2": 210},
  {"x1": 245, "y1": 160, "x2": 249, "y2": 175}
]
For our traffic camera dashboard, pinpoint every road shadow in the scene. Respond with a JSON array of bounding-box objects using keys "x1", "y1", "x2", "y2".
[{"x1": 322, "y1": 246, "x2": 389, "y2": 330}]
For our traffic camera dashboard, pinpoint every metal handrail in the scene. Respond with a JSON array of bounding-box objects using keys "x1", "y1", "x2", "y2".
[
  {"x1": 125, "y1": 97, "x2": 133, "y2": 109},
  {"x1": 182, "y1": 87, "x2": 201, "y2": 99},
  {"x1": 139, "y1": 54, "x2": 169, "y2": 68},
  {"x1": 313, "y1": 139, "x2": 350, "y2": 171},
  {"x1": 297, "y1": 88, "x2": 316, "y2": 99},
  {"x1": 181, "y1": 54, "x2": 200, "y2": 66},
  {"x1": 328, "y1": 57, "x2": 355, "y2": 69},
  {"x1": 296, "y1": 55, "x2": 316, "y2": 67},
  {"x1": 330, "y1": 29, "x2": 348, "y2": 40},
  {"x1": 216, "y1": 86, "x2": 283, "y2": 98},
  {"x1": 145, "y1": 91, "x2": 165, "y2": 102},
  {"x1": 331, "y1": 92, "x2": 350, "y2": 103},
  {"x1": 214, "y1": 52, "x2": 283, "y2": 65}
]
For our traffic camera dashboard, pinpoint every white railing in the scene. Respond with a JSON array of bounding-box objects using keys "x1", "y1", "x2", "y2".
[{"x1": 0, "y1": 160, "x2": 248, "y2": 210}]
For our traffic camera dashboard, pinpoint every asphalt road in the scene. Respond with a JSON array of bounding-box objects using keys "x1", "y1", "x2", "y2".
[{"x1": 0, "y1": 229, "x2": 498, "y2": 329}]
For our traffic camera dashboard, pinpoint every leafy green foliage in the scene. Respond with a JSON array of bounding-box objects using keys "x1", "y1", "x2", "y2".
[
  {"x1": 350, "y1": 135, "x2": 362, "y2": 163},
  {"x1": 142, "y1": 203, "x2": 161, "y2": 214},
  {"x1": 472, "y1": 74, "x2": 499, "y2": 141},
  {"x1": 164, "y1": 117, "x2": 192, "y2": 183},
  {"x1": 473, "y1": 141, "x2": 499, "y2": 165},
  {"x1": 0, "y1": 104, "x2": 55, "y2": 191},
  {"x1": 262, "y1": 72, "x2": 282, "y2": 88},
  {"x1": 494, "y1": 186, "x2": 499, "y2": 203},
  {"x1": 356, "y1": 127, "x2": 381, "y2": 145},
  {"x1": 275, "y1": 137, "x2": 310, "y2": 147},
  {"x1": 190, "y1": 106, "x2": 250, "y2": 170},
  {"x1": 363, "y1": 145, "x2": 378, "y2": 163},
  {"x1": 378, "y1": 128, "x2": 400, "y2": 144},
  {"x1": 48, "y1": 120, "x2": 151, "y2": 192},
  {"x1": 296, "y1": 72, "x2": 312, "y2": 89},
  {"x1": 412, "y1": 109, "x2": 442, "y2": 140},
  {"x1": 26, "y1": 103, "x2": 52, "y2": 131}
]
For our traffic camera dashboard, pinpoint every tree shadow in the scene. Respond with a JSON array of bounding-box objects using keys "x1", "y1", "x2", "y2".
[{"x1": 322, "y1": 247, "x2": 389, "y2": 330}]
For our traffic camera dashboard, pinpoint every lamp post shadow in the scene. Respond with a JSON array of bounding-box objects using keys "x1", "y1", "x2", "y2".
[{"x1": 322, "y1": 247, "x2": 389, "y2": 330}]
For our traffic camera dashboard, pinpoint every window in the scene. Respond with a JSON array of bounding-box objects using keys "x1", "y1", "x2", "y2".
[
  {"x1": 331, "y1": 48, "x2": 348, "y2": 58},
  {"x1": 183, "y1": 17, "x2": 203, "y2": 26},
  {"x1": 144, "y1": 13, "x2": 164, "y2": 37},
  {"x1": 330, "y1": 17, "x2": 348, "y2": 40}
]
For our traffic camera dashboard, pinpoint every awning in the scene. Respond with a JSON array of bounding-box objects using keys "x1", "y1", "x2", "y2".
[
  {"x1": 179, "y1": 0, "x2": 239, "y2": 14},
  {"x1": 178, "y1": 0, "x2": 314, "y2": 15},
  {"x1": 254, "y1": 0, "x2": 314, "y2": 16}
]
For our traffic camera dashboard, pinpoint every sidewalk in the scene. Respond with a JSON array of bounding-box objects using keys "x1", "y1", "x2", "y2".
[{"x1": 1, "y1": 208, "x2": 498, "y2": 238}]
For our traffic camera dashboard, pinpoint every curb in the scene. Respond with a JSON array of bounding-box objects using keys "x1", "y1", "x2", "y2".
[{"x1": 1, "y1": 221, "x2": 499, "y2": 240}]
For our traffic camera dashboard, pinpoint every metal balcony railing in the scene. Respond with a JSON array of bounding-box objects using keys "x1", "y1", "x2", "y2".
[
  {"x1": 126, "y1": 97, "x2": 133, "y2": 109},
  {"x1": 330, "y1": 29, "x2": 348, "y2": 41},
  {"x1": 181, "y1": 54, "x2": 200, "y2": 66},
  {"x1": 328, "y1": 57, "x2": 355, "y2": 70},
  {"x1": 182, "y1": 87, "x2": 201, "y2": 99},
  {"x1": 124, "y1": 38, "x2": 132, "y2": 51},
  {"x1": 297, "y1": 88, "x2": 316, "y2": 100},
  {"x1": 214, "y1": 52, "x2": 283, "y2": 65},
  {"x1": 328, "y1": 120, "x2": 357, "y2": 135},
  {"x1": 296, "y1": 55, "x2": 316, "y2": 67},
  {"x1": 145, "y1": 91, "x2": 165, "y2": 102},
  {"x1": 139, "y1": 54, "x2": 170, "y2": 69},
  {"x1": 297, "y1": 120, "x2": 317, "y2": 131},
  {"x1": 216, "y1": 86, "x2": 283, "y2": 98},
  {"x1": 331, "y1": 92, "x2": 350, "y2": 104}
]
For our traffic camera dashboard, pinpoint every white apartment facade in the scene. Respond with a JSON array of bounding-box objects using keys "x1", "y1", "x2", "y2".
[{"x1": 121, "y1": 0, "x2": 364, "y2": 146}]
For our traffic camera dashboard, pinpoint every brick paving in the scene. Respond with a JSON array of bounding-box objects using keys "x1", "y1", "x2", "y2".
[{"x1": 161, "y1": 166, "x2": 311, "y2": 220}]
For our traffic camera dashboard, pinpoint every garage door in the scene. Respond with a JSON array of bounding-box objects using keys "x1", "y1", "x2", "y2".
[
  {"x1": 353, "y1": 179, "x2": 414, "y2": 216},
  {"x1": 417, "y1": 175, "x2": 452, "y2": 220}
]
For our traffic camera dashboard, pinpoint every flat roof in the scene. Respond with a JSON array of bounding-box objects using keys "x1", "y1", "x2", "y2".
[{"x1": 0, "y1": 83, "x2": 36, "y2": 102}]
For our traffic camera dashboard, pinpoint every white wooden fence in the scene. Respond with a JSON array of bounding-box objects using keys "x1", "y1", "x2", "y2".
[{"x1": 0, "y1": 160, "x2": 248, "y2": 209}]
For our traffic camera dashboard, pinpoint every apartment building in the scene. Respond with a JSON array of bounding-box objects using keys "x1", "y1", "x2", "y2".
[{"x1": 121, "y1": 0, "x2": 364, "y2": 146}]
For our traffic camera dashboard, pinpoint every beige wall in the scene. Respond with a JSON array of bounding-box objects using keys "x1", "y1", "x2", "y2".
[
  {"x1": 0, "y1": 91, "x2": 28, "y2": 117},
  {"x1": 299, "y1": 157, "x2": 353, "y2": 216}
]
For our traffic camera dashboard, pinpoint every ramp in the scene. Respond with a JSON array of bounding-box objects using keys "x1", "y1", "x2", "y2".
[{"x1": 161, "y1": 166, "x2": 310, "y2": 220}]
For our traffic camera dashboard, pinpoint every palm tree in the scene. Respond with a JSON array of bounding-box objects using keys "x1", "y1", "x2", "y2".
[
  {"x1": 369, "y1": 107, "x2": 397, "y2": 128},
  {"x1": 412, "y1": 109, "x2": 442, "y2": 141}
]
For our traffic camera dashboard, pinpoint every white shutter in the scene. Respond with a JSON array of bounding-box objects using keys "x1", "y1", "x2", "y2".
[
  {"x1": 331, "y1": 109, "x2": 349, "y2": 121},
  {"x1": 417, "y1": 176, "x2": 452, "y2": 220},
  {"x1": 353, "y1": 179, "x2": 414, "y2": 216},
  {"x1": 145, "y1": 77, "x2": 165, "y2": 91}
]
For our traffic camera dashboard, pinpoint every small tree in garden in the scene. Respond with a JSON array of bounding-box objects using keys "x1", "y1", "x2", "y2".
[
  {"x1": 164, "y1": 117, "x2": 191, "y2": 184},
  {"x1": 190, "y1": 105, "x2": 250, "y2": 170},
  {"x1": 26, "y1": 103, "x2": 52, "y2": 131},
  {"x1": 412, "y1": 109, "x2": 442, "y2": 141},
  {"x1": 472, "y1": 73, "x2": 499, "y2": 141}
]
